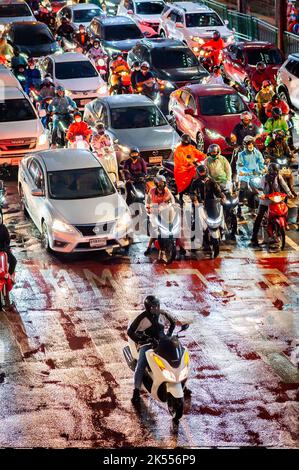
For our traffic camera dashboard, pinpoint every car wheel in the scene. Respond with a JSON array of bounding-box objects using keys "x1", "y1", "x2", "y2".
[
  {"x1": 196, "y1": 131, "x2": 205, "y2": 152},
  {"x1": 19, "y1": 185, "x2": 29, "y2": 217},
  {"x1": 278, "y1": 88, "x2": 291, "y2": 106},
  {"x1": 41, "y1": 221, "x2": 51, "y2": 253},
  {"x1": 160, "y1": 30, "x2": 166, "y2": 37}
]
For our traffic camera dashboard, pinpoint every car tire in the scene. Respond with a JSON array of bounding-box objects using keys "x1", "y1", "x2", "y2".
[
  {"x1": 160, "y1": 30, "x2": 166, "y2": 37},
  {"x1": 278, "y1": 88, "x2": 291, "y2": 107},
  {"x1": 19, "y1": 185, "x2": 29, "y2": 217},
  {"x1": 41, "y1": 221, "x2": 51, "y2": 253},
  {"x1": 196, "y1": 131, "x2": 205, "y2": 152}
]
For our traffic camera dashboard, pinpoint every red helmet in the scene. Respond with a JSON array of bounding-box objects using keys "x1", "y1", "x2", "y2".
[{"x1": 262, "y1": 80, "x2": 271, "y2": 88}]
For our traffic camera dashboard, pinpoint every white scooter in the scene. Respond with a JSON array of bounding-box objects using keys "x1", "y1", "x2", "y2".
[
  {"x1": 92, "y1": 145, "x2": 118, "y2": 184},
  {"x1": 68, "y1": 135, "x2": 90, "y2": 150},
  {"x1": 123, "y1": 323, "x2": 190, "y2": 423}
]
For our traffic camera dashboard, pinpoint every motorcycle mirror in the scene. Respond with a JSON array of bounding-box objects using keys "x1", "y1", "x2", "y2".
[
  {"x1": 114, "y1": 139, "x2": 119, "y2": 144},
  {"x1": 127, "y1": 10, "x2": 133, "y2": 15},
  {"x1": 224, "y1": 20, "x2": 229, "y2": 25},
  {"x1": 175, "y1": 22, "x2": 184, "y2": 29},
  {"x1": 180, "y1": 323, "x2": 189, "y2": 332},
  {"x1": 31, "y1": 188, "x2": 44, "y2": 197}
]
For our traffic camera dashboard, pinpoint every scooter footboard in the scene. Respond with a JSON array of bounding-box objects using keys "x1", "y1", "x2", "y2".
[
  {"x1": 166, "y1": 382, "x2": 184, "y2": 399},
  {"x1": 123, "y1": 346, "x2": 137, "y2": 371}
]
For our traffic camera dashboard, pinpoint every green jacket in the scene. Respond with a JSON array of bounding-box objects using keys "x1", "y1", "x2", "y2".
[{"x1": 263, "y1": 117, "x2": 289, "y2": 146}]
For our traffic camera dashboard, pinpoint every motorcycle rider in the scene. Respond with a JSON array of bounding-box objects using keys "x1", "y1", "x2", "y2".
[
  {"x1": 130, "y1": 61, "x2": 141, "y2": 91},
  {"x1": 265, "y1": 93, "x2": 290, "y2": 119},
  {"x1": 56, "y1": 16, "x2": 75, "y2": 41},
  {"x1": 109, "y1": 52, "x2": 130, "y2": 93},
  {"x1": 206, "y1": 65, "x2": 224, "y2": 84},
  {"x1": 231, "y1": 112, "x2": 260, "y2": 147},
  {"x1": 66, "y1": 111, "x2": 92, "y2": 145},
  {"x1": 127, "y1": 295, "x2": 176, "y2": 404},
  {"x1": 201, "y1": 31, "x2": 225, "y2": 67},
  {"x1": 0, "y1": 36, "x2": 13, "y2": 62},
  {"x1": 205, "y1": 144, "x2": 232, "y2": 189},
  {"x1": 123, "y1": 148, "x2": 147, "y2": 205},
  {"x1": 88, "y1": 37, "x2": 106, "y2": 60},
  {"x1": 74, "y1": 24, "x2": 91, "y2": 51},
  {"x1": 135, "y1": 61, "x2": 157, "y2": 98},
  {"x1": 0, "y1": 210, "x2": 17, "y2": 281},
  {"x1": 38, "y1": 75, "x2": 55, "y2": 100},
  {"x1": 237, "y1": 135, "x2": 265, "y2": 218},
  {"x1": 255, "y1": 80, "x2": 275, "y2": 123},
  {"x1": 144, "y1": 175, "x2": 175, "y2": 256},
  {"x1": 264, "y1": 107, "x2": 289, "y2": 147},
  {"x1": 91, "y1": 122, "x2": 118, "y2": 181},
  {"x1": 251, "y1": 61, "x2": 275, "y2": 94},
  {"x1": 11, "y1": 47, "x2": 27, "y2": 75},
  {"x1": 174, "y1": 134, "x2": 206, "y2": 203},
  {"x1": 24, "y1": 58, "x2": 42, "y2": 95},
  {"x1": 250, "y1": 163, "x2": 293, "y2": 247},
  {"x1": 91, "y1": 122, "x2": 112, "y2": 154},
  {"x1": 49, "y1": 85, "x2": 77, "y2": 144}
]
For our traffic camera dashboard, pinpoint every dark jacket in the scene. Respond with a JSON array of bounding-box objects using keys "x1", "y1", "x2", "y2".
[
  {"x1": 0, "y1": 224, "x2": 11, "y2": 252},
  {"x1": 127, "y1": 310, "x2": 176, "y2": 343},
  {"x1": 123, "y1": 157, "x2": 147, "y2": 180},
  {"x1": 190, "y1": 176, "x2": 222, "y2": 203}
]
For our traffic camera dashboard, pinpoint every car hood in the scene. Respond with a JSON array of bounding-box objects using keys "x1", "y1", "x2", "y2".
[
  {"x1": 103, "y1": 38, "x2": 144, "y2": 52},
  {"x1": 0, "y1": 119, "x2": 43, "y2": 138},
  {"x1": 158, "y1": 67, "x2": 208, "y2": 84},
  {"x1": 0, "y1": 16, "x2": 35, "y2": 24},
  {"x1": 56, "y1": 76, "x2": 101, "y2": 91},
  {"x1": 135, "y1": 14, "x2": 161, "y2": 23},
  {"x1": 16, "y1": 41, "x2": 59, "y2": 57},
  {"x1": 50, "y1": 191, "x2": 127, "y2": 225},
  {"x1": 186, "y1": 25, "x2": 233, "y2": 39},
  {"x1": 201, "y1": 113, "x2": 245, "y2": 134},
  {"x1": 110, "y1": 125, "x2": 179, "y2": 150}
]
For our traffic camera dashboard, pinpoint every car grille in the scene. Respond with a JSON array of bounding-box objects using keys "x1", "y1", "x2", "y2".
[
  {"x1": 140, "y1": 149, "x2": 172, "y2": 164},
  {"x1": 0, "y1": 137, "x2": 37, "y2": 151},
  {"x1": 74, "y1": 221, "x2": 115, "y2": 237}
]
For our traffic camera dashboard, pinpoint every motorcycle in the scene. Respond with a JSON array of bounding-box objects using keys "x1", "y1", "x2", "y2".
[
  {"x1": 35, "y1": 6, "x2": 56, "y2": 31},
  {"x1": 123, "y1": 323, "x2": 190, "y2": 423},
  {"x1": 68, "y1": 135, "x2": 90, "y2": 150},
  {"x1": 50, "y1": 112, "x2": 73, "y2": 148},
  {"x1": 0, "y1": 252, "x2": 13, "y2": 311},
  {"x1": 110, "y1": 68, "x2": 132, "y2": 95},
  {"x1": 199, "y1": 47, "x2": 223, "y2": 72},
  {"x1": 0, "y1": 164, "x2": 10, "y2": 208},
  {"x1": 136, "y1": 80, "x2": 160, "y2": 105},
  {"x1": 202, "y1": 198, "x2": 223, "y2": 258},
  {"x1": 240, "y1": 171, "x2": 263, "y2": 212},
  {"x1": 89, "y1": 55, "x2": 108, "y2": 80},
  {"x1": 222, "y1": 184, "x2": 239, "y2": 240},
  {"x1": 93, "y1": 145, "x2": 119, "y2": 184},
  {"x1": 148, "y1": 202, "x2": 181, "y2": 264},
  {"x1": 262, "y1": 192, "x2": 288, "y2": 250}
]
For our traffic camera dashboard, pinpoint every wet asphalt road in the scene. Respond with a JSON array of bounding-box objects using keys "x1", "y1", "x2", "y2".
[{"x1": 0, "y1": 179, "x2": 298, "y2": 448}]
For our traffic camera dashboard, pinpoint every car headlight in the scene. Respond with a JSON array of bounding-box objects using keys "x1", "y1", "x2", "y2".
[
  {"x1": 96, "y1": 85, "x2": 108, "y2": 95},
  {"x1": 114, "y1": 211, "x2": 132, "y2": 236},
  {"x1": 205, "y1": 128, "x2": 223, "y2": 140},
  {"x1": 52, "y1": 219, "x2": 77, "y2": 234},
  {"x1": 191, "y1": 36, "x2": 204, "y2": 45},
  {"x1": 179, "y1": 366, "x2": 189, "y2": 381},
  {"x1": 37, "y1": 133, "x2": 48, "y2": 146},
  {"x1": 65, "y1": 90, "x2": 72, "y2": 97}
]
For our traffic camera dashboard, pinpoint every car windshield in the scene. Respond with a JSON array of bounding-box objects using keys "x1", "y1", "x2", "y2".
[
  {"x1": 199, "y1": 93, "x2": 247, "y2": 115},
  {"x1": 0, "y1": 4, "x2": 31, "y2": 17},
  {"x1": 185, "y1": 12, "x2": 223, "y2": 28},
  {"x1": 48, "y1": 167, "x2": 115, "y2": 200},
  {"x1": 73, "y1": 8, "x2": 102, "y2": 22},
  {"x1": 104, "y1": 24, "x2": 143, "y2": 40},
  {"x1": 135, "y1": 2, "x2": 165, "y2": 14},
  {"x1": 246, "y1": 48, "x2": 283, "y2": 66},
  {"x1": 14, "y1": 27, "x2": 55, "y2": 45},
  {"x1": 0, "y1": 98, "x2": 36, "y2": 122},
  {"x1": 55, "y1": 61, "x2": 98, "y2": 79},
  {"x1": 110, "y1": 105, "x2": 167, "y2": 129},
  {"x1": 151, "y1": 48, "x2": 198, "y2": 68}
]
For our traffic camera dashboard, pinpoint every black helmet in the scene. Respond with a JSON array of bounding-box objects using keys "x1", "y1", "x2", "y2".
[
  {"x1": 213, "y1": 30, "x2": 221, "y2": 40},
  {"x1": 256, "y1": 61, "x2": 266, "y2": 70},
  {"x1": 61, "y1": 16, "x2": 68, "y2": 23},
  {"x1": 93, "y1": 37, "x2": 100, "y2": 44},
  {"x1": 243, "y1": 135, "x2": 255, "y2": 146},
  {"x1": 208, "y1": 143, "x2": 221, "y2": 155},
  {"x1": 130, "y1": 147, "x2": 140, "y2": 158},
  {"x1": 111, "y1": 52, "x2": 118, "y2": 60},
  {"x1": 268, "y1": 162, "x2": 279, "y2": 175},
  {"x1": 272, "y1": 106, "x2": 282, "y2": 117},
  {"x1": 271, "y1": 93, "x2": 279, "y2": 102},
  {"x1": 181, "y1": 134, "x2": 191, "y2": 145},
  {"x1": 144, "y1": 295, "x2": 160, "y2": 314},
  {"x1": 196, "y1": 164, "x2": 208, "y2": 179},
  {"x1": 133, "y1": 61, "x2": 140, "y2": 68},
  {"x1": 95, "y1": 121, "x2": 105, "y2": 132}
]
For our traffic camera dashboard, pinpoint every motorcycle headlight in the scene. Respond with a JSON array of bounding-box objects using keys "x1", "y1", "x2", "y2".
[
  {"x1": 0, "y1": 25, "x2": 5, "y2": 33},
  {"x1": 205, "y1": 128, "x2": 223, "y2": 140},
  {"x1": 179, "y1": 366, "x2": 188, "y2": 381},
  {"x1": 277, "y1": 158, "x2": 287, "y2": 165},
  {"x1": 207, "y1": 215, "x2": 222, "y2": 226},
  {"x1": 37, "y1": 133, "x2": 48, "y2": 146},
  {"x1": 193, "y1": 47, "x2": 199, "y2": 53},
  {"x1": 96, "y1": 85, "x2": 108, "y2": 95},
  {"x1": 98, "y1": 58, "x2": 105, "y2": 66},
  {"x1": 65, "y1": 90, "x2": 72, "y2": 97},
  {"x1": 114, "y1": 211, "x2": 132, "y2": 236},
  {"x1": 52, "y1": 219, "x2": 78, "y2": 234}
]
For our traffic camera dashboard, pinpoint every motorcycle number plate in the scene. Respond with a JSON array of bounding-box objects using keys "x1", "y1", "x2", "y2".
[
  {"x1": 149, "y1": 156, "x2": 162, "y2": 164},
  {"x1": 90, "y1": 238, "x2": 107, "y2": 248},
  {"x1": 80, "y1": 99, "x2": 90, "y2": 106}
]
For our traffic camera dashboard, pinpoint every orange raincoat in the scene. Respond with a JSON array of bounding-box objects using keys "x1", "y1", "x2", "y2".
[{"x1": 174, "y1": 144, "x2": 205, "y2": 193}]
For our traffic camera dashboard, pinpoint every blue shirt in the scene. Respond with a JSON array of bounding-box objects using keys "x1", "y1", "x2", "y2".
[{"x1": 237, "y1": 148, "x2": 265, "y2": 182}]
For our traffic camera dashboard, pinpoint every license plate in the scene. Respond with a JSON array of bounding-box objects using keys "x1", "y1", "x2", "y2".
[
  {"x1": 149, "y1": 156, "x2": 163, "y2": 164},
  {"x1": 90, "y1": 238, "x2": 107, "y2": 248},
  {"x1": 80, "y1": 99, "x2": 90, "y2": 106}
]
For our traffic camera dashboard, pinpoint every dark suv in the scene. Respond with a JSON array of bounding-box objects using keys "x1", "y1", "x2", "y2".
[
  {"x1": 127, "y1": 38, "x2": 208, "y2": 108},
  {"x1": 88, "y1": 15, "x2": 144, "y2": 57}
]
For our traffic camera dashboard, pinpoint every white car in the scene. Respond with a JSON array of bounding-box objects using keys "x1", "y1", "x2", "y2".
[
  {"x1": 0, "y1": 87, "x2": 49, "y2": 166},
  {"x1": 117, "y1": 0, "x2": 166, "y2": 34},
  {"x1": 0, "y1": 64, "x2": 22, "y2": 89},
  {"x1": 18, "y1": 149, "x2": 132, "y2": 254},
  {"x1": 277, "y1": 53, "x2": 299, "y2": 110},
  {"x1": 39, "y1": 52, "x2": 108, "y2": 110},
  {"x1": 158, "y1": 2, "x2": 234, "y2": 57},
  {"x1": 56, "y1": 3, "x2": 103, "y2": 31},
  {"x1": 0, "y1": 0, "x2": 35, "y2": 33}
]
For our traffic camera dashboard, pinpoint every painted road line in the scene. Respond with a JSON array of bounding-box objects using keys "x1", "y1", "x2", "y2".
[{"x1": 286, "y1": 235, "x2": 299, "y2": 251}]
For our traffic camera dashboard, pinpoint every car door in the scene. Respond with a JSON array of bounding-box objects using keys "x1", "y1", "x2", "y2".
[
  {"x1": 283, "y1": 59, "x2": 299, "y2": 109},
  {"x1": 178, "y1": 90, "x2": 198, "y2": 137},
  {"x1": 223, "y1": 45, "x2": 244, "y2": 82},
  {"x1": 31, "y1": 162, "x2": 46, "y2": 231},
  {"x1": 163, "y1": 8, "x2": 175, "y2": 36},
  {"x1": 22, "y1": 158, "x2": 41, "y2": 226},
  {"x1": 172, "y1": 89, "x2": 189, "y2": 133}
]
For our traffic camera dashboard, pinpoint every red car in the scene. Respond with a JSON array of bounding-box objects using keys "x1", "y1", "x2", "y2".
[
  {"x1": 168, "y1": 84, "x2": 261, "y2": 156},
  {"x1": 223, "y1": 41, "x2": 284, "y2": 85}
]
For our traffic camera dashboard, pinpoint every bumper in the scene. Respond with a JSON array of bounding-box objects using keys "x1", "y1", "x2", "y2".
[
  {"x1": 49, "y1": 230, "x2": 132, "y2": 253},
  {"x1": 71, "y1": 91, "x2": 109, "y2": 110},
  {"x1": 0, "y1": 142, "x2": 50, "y2": 166}
]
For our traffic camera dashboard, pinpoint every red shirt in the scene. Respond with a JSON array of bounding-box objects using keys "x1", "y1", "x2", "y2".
[
  {"x1": 66, "y1": 122, "x2": 92, "y2": 142},
  {"x1": 265, "y1": 99, "x2": 290, "y2": 118},
  {"x1": 251, "y1": 69, "x2": 275, "y2": 92}
]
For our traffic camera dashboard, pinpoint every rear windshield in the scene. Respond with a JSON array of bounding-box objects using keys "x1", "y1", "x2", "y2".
[
  {"x1": 14, "y1": 27, "x2": 55, "y2": 45},
  {"x1": 104, "y1": 24, "x2": 143, "y2": 41},
  {"x1": 199, "y1": 93, "x2": 247, "y2": 115},
  {"x1": 246, "y1": 48, "x2": 283, "y2": 66},
  {"x1": 0, "y1": 4, "x2": 31, "y2": 17},
  {"x1": 0, "y1": 98, "x2": 36, "y2": 122},
  {"x1": 55, "y1": 61, "x2": 98, "y2": 79},
  {"x1": 185, "y1": 12, "x2": 223, "y2": 28}
]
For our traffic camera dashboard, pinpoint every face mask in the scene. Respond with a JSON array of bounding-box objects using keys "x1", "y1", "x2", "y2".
[
  {"x1": 75, "y1": 118, "x2": 81, "y2": 123},
  {"x1": 210, "y1": 154, "x2": 217, "y2": 159}
]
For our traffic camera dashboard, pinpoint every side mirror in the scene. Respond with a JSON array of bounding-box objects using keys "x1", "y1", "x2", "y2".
[
  {"x1": 224, "y1": 19, "x2": 229, "y2": 25},
  {"x1": 31, "y1": 188, "x2": 44, "y2": 197},
  {"x1": 176, "y1": 22, "x2": 184, "y2": 28},
  {"x1": 117, "y1": 180, "x2": 125, "y2": 190},
  {"x1": 127, "y1": 9, "x2": 133, "y2": 15},
  {"x1": 184, "y1": 107, "x2": 194, "y2": 116},
  {"x1": 180, "y1": 323, "x2": 190, "y2": 332}
]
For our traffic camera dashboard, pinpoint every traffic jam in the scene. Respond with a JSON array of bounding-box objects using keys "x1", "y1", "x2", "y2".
[{"x1": 0, "y1": 0, "x2": 298, "y2": 449}]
